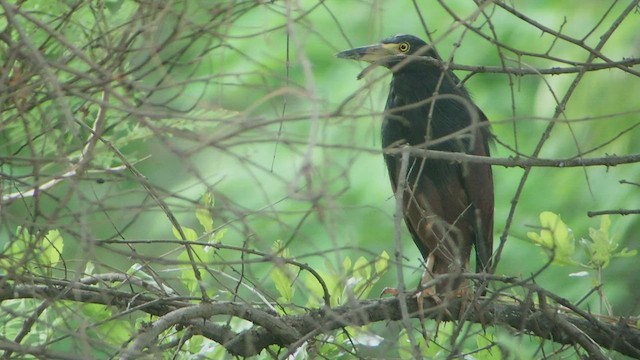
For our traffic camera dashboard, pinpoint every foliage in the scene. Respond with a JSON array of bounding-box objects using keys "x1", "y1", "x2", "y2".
[
  {"x1": 527, "y1": 211, "x2": 576, "y2": 265},
  {"x1": 0, "y1": 227, "x2": 64, "y2": 276},
  {"x1": 583, "y1": 215, "x2": 637, "y2": 269},
  {"x1": 527, "y1": 211, "x2": 636, "y2": 269}
]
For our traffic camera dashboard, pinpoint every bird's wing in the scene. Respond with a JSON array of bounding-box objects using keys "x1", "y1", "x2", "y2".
[
  {"x1": 458, "y1": 109, "x2": 494, "y2": 273},
  {"x1": 388, "y1": 155, "x2": 477, "y2": 275}
]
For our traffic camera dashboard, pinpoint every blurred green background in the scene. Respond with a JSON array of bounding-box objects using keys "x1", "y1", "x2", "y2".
[{"x1": 2, "y1": 0, "x2": 639, "y2": 333}]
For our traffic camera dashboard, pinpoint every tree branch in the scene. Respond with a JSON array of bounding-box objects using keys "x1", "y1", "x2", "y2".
[
  {"x1": 201, "y1": 296, "x2": 640, "y2": 358},
  {"x1": 385, "y1": 148, "x2": 640, "y2": 168},
  {"x1": 1, "y1": 277, "x2": 638, "y2": 358}
]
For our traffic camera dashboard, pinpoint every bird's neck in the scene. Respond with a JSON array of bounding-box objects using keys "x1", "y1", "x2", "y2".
[
  {"x1": 382, "y1": 64, "x2": 475, "y2": 151},
  {"x1": 390, "y1": 64, "x2": 465, "y2": 99}
]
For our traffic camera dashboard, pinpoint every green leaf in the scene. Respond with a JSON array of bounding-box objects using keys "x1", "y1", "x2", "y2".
[
  {"x1": 40, "y1": 229, "x2": 64, "y2": 268},
  {"x1": 270, "y1": 267, "x2": 294, "y2": 302},
  {"x1": 527, "y1": 211, "x2": 575, "y2": 265},
  {"x1": 375, "y1": 251, "x2": 390, "y2": 275},
  {"x1": 353, "y1": 256, "x2": 371, "y2": 281},
  {"x1": 342, "y1": 256, "x2": 352, "y2": 272},
  {"x1": 1, "y1": 227, "x2": 64, "y2": 274},
  {"x1": 196, "y1": 192, "x2": 215, "y2": 232},
  {"x1": 85, "y1": 261, "x2": 95, "y2": 275},
  {"x1": 305, "y1": 270, "x2": 336, "y2": 307},
  {"x1": 82, "y1": 303, "x2": 112, "y2": 322},
  {"x1": 196, "y1": 207, "x2": 214, "y2": 233},
  {"x1": 271, "y1": 240, "x2": 286, "y2": 256},
  {"x1": 202, "y1": 191, "x2": 215, "y2": 207},
  {"x1": 600, "y1": 215, "x2": 611, "y2": 234},
  {"x1": 180, "y1": 268, "x2": 199, "y2": 295},
  {"x1": 172, "y1": 226, "x2": 199, "y2": 241},
  {"x1": 615, "y1": 248, "x2": 637, "y2": 258},
  {"x1": 270, "y1": 240, "x2": 296, "y2": 302},
  {"x1": 584, "y1": 215, "x2": 637, "y2": 268},
  {"x1": 210, "y1": 228, "x2": 227, "y2": 243},
  {"x1": 0, "y1": 227, "x2": 30, "y2": 269}
]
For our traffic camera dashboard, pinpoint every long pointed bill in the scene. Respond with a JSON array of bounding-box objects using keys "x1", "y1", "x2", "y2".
[{"x1": 336, "y1": 43, "x2": 397, "y2": 63}]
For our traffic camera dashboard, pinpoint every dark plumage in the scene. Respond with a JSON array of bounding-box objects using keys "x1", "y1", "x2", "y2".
[{"x1": 337, "y1": 34, "x2": 494, "y2": 293}]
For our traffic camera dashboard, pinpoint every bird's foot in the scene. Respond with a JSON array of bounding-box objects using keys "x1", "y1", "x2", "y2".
[
  {"x1": 380, "y1": 285, "x2": 440, "y2": 341},
  {"x1": 380, "y1": 287, "x2": 400, "y2": 297}
]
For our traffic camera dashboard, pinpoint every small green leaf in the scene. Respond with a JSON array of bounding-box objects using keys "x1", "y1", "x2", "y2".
[
  {"x1": 305, "y1": 270, "x2": 334, "y2": 307},
  {"x1": 210, "y1": 228, "x2": 227, "y2": 243},
  {"x1": 185, "y1": 335, "x2": 204, "y2": 355},
  {"x1": 172, "y1": 226, "x2": 198, "y2": 241},
  {"x1": 0, "y1": 227, "x2": 30, "y2": 269},
  {"x1": 196, "y1": 193, "x2": 215, "y2": 232},
  {"x1": 1, "y1": 227, "x2": 64, "y2": 274},
  {"x1": 615, "y1": 248, "x2": 637, "y2": 258},
  {"x1": 270, "y1": 267, "x2": 294, "y2": 302},
  {"x1": 584, "y1": 215, "x2": 636, "y2": 268},
  {"x1": 271, "y1": 240, "x2": 289, "y2": 258},
  {"x1": 527, "y1": 211, "x2": 575, "y2": 264},
  {"x1": 375, "y1": 251, "x2": 390, "y2": 275},
  {"x1": 40, "y1": 229, "x2": 64, "y2": 268},
  {"x1": 353, "y1": 256, "x2": 371, "y2": 281},
  {"x1": 82, "y1": 303, "x2": 112, "y2": 322},
  {"x1": 270, "y1": 240, "x2": 296, "y2": 302},
  {"x1": 196, "y1": 208, "x2": 213, "y2": 233},
  {"x1": 600, "y1": 215, "x2": 611, "y2": 234},
  {"x1": 202, "y1": 192, "x2": 214, "y2": 207},
  {"x1": 85, "y1": 261, "x2": 95, "y2": 275},
  {"x1": 180, "y1": 269, "x2": 199, "y2": 295},
  {"x1": 342, "y1": 256, "x2": 352, "y2": 272}
]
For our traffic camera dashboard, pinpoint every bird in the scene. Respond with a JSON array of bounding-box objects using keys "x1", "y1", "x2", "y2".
[{"x1": 337, "y1": 34, "x2": 494, "y2": 296}]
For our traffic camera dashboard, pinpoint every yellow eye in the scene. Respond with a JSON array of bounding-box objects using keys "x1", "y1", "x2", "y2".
[{"x1": 398, "y1": 42, "x2": 410, "y2": 52}]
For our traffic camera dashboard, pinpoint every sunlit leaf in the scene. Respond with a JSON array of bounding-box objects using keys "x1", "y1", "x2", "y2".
[
  {"x1": 375, "y1": 251, "x2": 390, "y2": 275},
  {"x1": 527, "y1": 211, "x2": 575, "y2": 265},
  {"x1": 583, "y1": 215, "x2": 636, "y2": 268},
  {"x1": 305, "y1": 269, "x2": 338, "y2": 307},
  {"x1": 0, "y1": 227, "x2": 30, "y2": 269},
  {"x1": 172, "y1": 226, "x2": 199, "y2": 241},
  {"x1": 40, "y1": 229, "x2": 64, "y2": 268},
  {"x1": 353, "y1": 256, "x2": 371, "y2": 281},
  {"x1": 342, "y1": 256, "x2": 352, "y2": 272},
  {"x1": 85, "y1": 261, "x2": 95, "y2": 275},
  {"x1": 210, "y1": 228, "x2": 227, "y2": 243}
]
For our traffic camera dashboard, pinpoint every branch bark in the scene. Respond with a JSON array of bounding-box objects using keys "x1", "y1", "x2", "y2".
[
  {"x1": 200, "y1": 296, "x2": 640, "y2": 358},
  {"x1": 1, "y1": 277, "x2": 638, "y2": 358}
]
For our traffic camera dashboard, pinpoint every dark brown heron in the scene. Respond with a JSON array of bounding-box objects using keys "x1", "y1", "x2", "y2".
[{"x1": 337, "y1": 34, "x2": 494, "y2": 295}]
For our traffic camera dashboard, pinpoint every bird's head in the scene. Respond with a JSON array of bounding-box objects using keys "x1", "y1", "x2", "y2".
[{"x1": 336, "y1": 34, "x2": 437, "y2": 66}]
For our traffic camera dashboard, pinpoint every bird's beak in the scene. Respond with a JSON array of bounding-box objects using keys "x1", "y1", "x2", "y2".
[{"x1": 336, "y1": 43, "x2": 397, "y2": 63}]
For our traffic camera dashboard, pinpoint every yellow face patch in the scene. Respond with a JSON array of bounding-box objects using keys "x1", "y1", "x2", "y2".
[{"x1": 336, "y1": 41, "x2": 410, "y2": 63}]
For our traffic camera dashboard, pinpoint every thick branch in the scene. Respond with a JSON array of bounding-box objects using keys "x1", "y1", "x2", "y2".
[
  {"x1": 2, "y1": 277, "x2": 638, "y2": 358},
  {"x1": 206, "y1": 296, "x2": 640, "y2": 358}
]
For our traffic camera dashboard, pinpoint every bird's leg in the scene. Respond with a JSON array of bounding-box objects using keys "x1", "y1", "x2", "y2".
[
  {"x1": 419, "y1": 252, "x2": 437, "y2": 297},
  {"x1": 416, "y1": 252, "x2": 437, "y2": 340}
]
